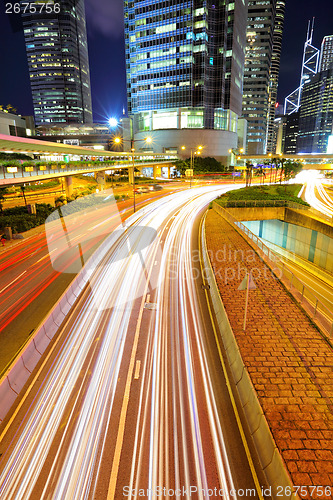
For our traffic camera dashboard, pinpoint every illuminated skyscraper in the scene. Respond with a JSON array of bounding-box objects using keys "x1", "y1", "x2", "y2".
[
  {"x1": 266, "y1": 0, "x2": 285, "y2": 153},
  {"x1": 297, "y1": 67, "x2": 333, "y2": 154},
  {"x1": 319, "y1": 35, "x2": 333, "y2": 71},
  {"x1": 242, "y1": 0, "x2": 284, "y2": 154},
  {"x1": 284, "y1": 20, "x2": 320, "y2": 115},
  {"x1": 124, "y1": 0, "x2": 248, "y2": 160},
  {"x1": 22, "y1": 0, "x2": 92, "y2": 126}
]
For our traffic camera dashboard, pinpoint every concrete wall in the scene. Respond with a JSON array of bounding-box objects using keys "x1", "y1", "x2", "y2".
[
  {"x1": 134, "y1": 128, "x2": 238, "y2": 164},
  {"x1": 0, "y1": 111, "x2": 26, "y2": 136},
  {"x1": 243, "y1": 218, "x2": 333, "y2": 273},
  {"x1": 226, "y1": 206, "x2": 286, "y2": 221},
  {"x1": 285, "y1": 208, "x2": 333, "y2": 239}
]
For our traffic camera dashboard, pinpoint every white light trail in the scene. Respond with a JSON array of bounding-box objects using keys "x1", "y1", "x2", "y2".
[{"x1": 0, "y1": 185, "x2": 244, "y2": 499}]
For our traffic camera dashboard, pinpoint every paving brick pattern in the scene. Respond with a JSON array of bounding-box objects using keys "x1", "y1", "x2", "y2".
[{"x1": 205, "y1": 209, "x2": 333, "y2": 499}]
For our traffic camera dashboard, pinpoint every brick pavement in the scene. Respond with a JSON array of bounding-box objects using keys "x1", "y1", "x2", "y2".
[{"x1": 205, "y1": 209, "x2": 333, "y2": 500}]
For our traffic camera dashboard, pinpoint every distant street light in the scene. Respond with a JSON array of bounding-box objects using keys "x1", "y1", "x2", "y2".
[
  {"x1": 181, "y1": 145, "x2": 203, "y2": 188},
  {"x1": 108, "y1": 117, "x2": 118, "y2": 128},
  {"x1": 229, "y1": 147, "x2": 244, "y2": 183},
  {"x1": 112, "y1": 135, "x2": 152, "y2": 213}
]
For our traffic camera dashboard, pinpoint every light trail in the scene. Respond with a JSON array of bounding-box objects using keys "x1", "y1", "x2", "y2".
[
  {"x1": 0, "y1": 185, "x2": 257, "y2": 499},
  {"x1": 304, "y1": 179, "x2": 333, "y2": 217}
]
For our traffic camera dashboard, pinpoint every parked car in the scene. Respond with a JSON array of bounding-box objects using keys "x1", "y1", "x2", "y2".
[{"x1": 134, "y1": 186, "x2": 149, "y2": 194}]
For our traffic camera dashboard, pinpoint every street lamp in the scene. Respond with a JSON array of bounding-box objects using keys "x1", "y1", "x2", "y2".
[
  {"x1": 112, "y1": 135, "x2": 152, "y2": 213},
  {"x1": 181, "y1": 145, "x2": 203, "y2": 188},
  {"x1": 108, "y1": 117, "x2": 118, "y2": 128},
  {"x1": 229, "y1": 148, "x2": 244, "y2": 183}
]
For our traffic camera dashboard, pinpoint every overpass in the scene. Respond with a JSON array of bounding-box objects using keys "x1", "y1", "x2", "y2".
[
  {"x1": 0, "y1": 133, "x2": 178, "y2": 187},
  {"x1": 235, "y1": 153, "x2": 333, "y2": 170}
]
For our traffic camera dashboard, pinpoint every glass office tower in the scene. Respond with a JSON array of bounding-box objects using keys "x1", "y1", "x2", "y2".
[
  {"x1": 297, "y1": 67, "x2": 333, "y2": 154},
  {"x1": 124, "y1": 0, "x2": 248, "y2": 159},
  {"x1": 242, "y1": 0, "x2": 283, "y2": 154},
  {"x1": 266, "y1": 0, "x2": 285, "y2": 153},
  {"x1": 22, "y1": 0, "x2": 92, "y2": 126},
  {"x1": 319, "y1": 35, "x2": 333, "y2": 71}
]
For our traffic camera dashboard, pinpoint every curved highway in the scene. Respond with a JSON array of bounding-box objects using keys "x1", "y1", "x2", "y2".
[{"x1": 0, "y1": 186, "x2": 265, "y2": 499}]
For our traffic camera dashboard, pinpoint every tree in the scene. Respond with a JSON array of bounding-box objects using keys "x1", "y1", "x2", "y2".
[
  {"x1": 55, "y1": 195, "x2": 66, "y2": 207},
  {"x1": 257, "y1": 165, "x2": 266, "y2": 186},
  {"x1": 283, "y1": 160, "x2": 303, "y2": 191},
  {"x1": 20, "y1": 186, "x2": 27, "y2": 207},
  {"x1": 245, "y1": 161, "x2": 253, "y2": 187},
  {"x1": 0, "y1": 187, "x2": 8, "y2": 214},
  {"x1": 174, "y1": 159, "x2": 190, "y2": 176}
]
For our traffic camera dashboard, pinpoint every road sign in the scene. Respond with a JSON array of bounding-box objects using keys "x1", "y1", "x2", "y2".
[
  {"x1": 185, "y1": 169, "x2": 193, "y2": 177},
  {"x1": 238, "y1": 273, "x2": 256, "y2": 291},
  {"x1": 238, "y1": 272, "x2": 256, "y2": 330}
]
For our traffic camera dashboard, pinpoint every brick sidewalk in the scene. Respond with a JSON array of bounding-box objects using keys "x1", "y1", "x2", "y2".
[{"x1": 205, "y1": 209, "x2": 333, "y2": 499}]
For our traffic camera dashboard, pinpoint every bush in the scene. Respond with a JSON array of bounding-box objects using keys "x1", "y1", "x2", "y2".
[
  {"x1": 216, "y1": 184, "x2": 310, "y2": 207},
  {"x1": 0, "y1": 203, "x2": 54, "y2": 233}
]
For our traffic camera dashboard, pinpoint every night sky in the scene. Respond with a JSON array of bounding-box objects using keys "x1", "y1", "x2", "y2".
[{"x1": 0, "y1": 0, "x2": 332, "y2": 122}]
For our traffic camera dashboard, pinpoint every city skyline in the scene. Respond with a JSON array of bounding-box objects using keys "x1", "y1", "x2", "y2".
[{"x1": 0, "y1": 0, "x2": 332, "y2": 122}]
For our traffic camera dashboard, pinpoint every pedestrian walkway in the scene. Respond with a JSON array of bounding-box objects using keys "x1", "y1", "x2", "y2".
[{"x1": 205, "y1": 208, "x2": 333, "y2": 499}]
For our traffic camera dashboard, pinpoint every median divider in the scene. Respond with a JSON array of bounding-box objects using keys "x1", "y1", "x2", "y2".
[
  {"x1": 200, "y1": 213, "x2": 298, "y2": 500},
  {"x1": 0, "y1": 261, "x2": 92, "y2": 423}
]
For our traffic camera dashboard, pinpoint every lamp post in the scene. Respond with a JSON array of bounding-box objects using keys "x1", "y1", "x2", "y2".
[
  {"x1": 182, "y1": 145, "x2": 203, "y2": 188},
  {"x1": 228, "y1": 148, "x2": 244, "y2": 183},
  {"x1": 113, "y1": 135, "x2": 152, "y2": 213}
]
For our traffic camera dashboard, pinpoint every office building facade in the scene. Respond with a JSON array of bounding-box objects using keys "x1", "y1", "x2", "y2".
[
  {"x1": 242, "y1": 0, "x2": 282, "y2": 154},
  {"x1": 124, "y1": 0, "x2": 248, "y2": 160},
  {"x1": 266, "y1": 0, "x2": 285, "y2": 153},
  {"x1": 297, "y1": 67, "x2": 333, "y2": 154},
  {"x1": 319, "y1": 35, "x2": 333, "y2": 71},
  {"x1": 22, "y1": 0, "x2": 92, "y2": 126}
]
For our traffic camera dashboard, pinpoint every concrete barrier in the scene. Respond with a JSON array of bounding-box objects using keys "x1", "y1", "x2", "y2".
[
  {"x1": 201, "y1": 213, "x2": 299, "y2": 500},
  {"x1": 0, "y1": 257, "x2": 91, "y2": 423},
  {"x1": 0, "y1": 217, "x2": 127, "y2": 423}
]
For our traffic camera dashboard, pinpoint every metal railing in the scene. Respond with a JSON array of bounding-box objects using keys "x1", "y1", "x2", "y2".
[
  {"x1": 213, "y1": 202, "x2": 333, "y2": 339},
  {"x1": 0, "y1": 157, "x2": 176, "y2": 182},
  {"x1": 216, "y1": 199, "x2": 310, "y2": 209}
]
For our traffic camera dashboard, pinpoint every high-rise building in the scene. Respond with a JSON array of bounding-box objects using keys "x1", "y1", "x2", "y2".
[
  {"x1": 242, "y1": 0, "x2": 278, "y2": 154},
  {"x1": 124, "y1": 0, "x2": 249, "y2": 161},
  {"x1": 284, "y1": 21, "x2": 320, "y2": 115},
  {"x1": 297, "y1": 67, "x2": 333, "y2": 154},
  {"x1": 319, "y1": 35, "x2": 333, "y2": 71},
  {"x1": 22, "y1": 0, "x2": 92, "y2": 126},
  {"x1": 284, "y1": 112, "x2": 299, "y2": 154},
  {"x1": 266, "y1": 0, "x2": 285, "y2": 153}
]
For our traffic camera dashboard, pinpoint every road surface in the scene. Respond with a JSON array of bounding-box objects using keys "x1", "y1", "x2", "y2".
[
  {"x1": 0, "y1": 186, "x2": 266, "y2": 499},
  {"x1": 0, "y1": 185, "x2": 183, "y2": 372}
]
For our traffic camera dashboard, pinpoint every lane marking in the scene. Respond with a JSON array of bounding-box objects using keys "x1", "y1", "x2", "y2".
[
  {"x1": 36, "y1": 254, "x2": 49, "y2": 264},
  {"x1": 134, "y1": 361, "x2": 141, "y2": 380},
  {"x1": 198, "y1": 214, "x2": 264, "y2": 500},
  {"x1": 107, "y1": 240, "x2": 158, "y2": 500},
  {"x1": 0, "y1": 270, "x2": 27, "y2": 295}
]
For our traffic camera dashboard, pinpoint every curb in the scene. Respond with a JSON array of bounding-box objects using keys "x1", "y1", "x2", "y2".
[{"x1": 201, "y1": 211, "x2": 299, "y2": 500}]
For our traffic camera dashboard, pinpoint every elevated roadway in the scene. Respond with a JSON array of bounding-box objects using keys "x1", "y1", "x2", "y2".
[
  {"x1": 236, "y1": 153, "x2": 333, "y2": 171},
  {"x1": 0, "y1": 133, "x2": 177, "y2": 186}
]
